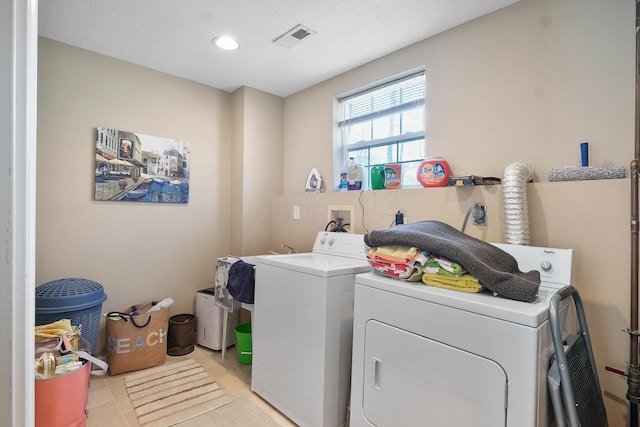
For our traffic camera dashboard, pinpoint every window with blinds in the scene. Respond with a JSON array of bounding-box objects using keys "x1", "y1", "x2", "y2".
[{"x1": 336, "y1": 69, "x2": 426, "y2": 189}]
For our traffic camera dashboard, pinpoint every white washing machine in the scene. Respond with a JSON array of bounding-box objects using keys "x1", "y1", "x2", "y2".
[
  {"x1": 252, "y1": 231, "x2": 371, "y2": 427},
  {"x1": 349, "y1": 244, "x2": 574, "y2": 427}
]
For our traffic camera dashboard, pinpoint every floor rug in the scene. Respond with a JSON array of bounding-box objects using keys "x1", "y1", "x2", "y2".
[
  {"x1": 124, "y1": 359, "x2": 232, "y2": 427},
  {"x1": 176, "y1": 394, "x2": 282, "y2": 426}
]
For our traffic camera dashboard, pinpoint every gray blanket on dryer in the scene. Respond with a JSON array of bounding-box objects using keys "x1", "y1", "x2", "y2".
[{"x1": 364, "y1": 220, "x2": 540, "y2": 302}]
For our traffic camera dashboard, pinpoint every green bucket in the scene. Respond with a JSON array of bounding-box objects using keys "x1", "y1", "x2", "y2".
[{"x1": 234, "y1": 322, "x2": 252, "y2": 365}]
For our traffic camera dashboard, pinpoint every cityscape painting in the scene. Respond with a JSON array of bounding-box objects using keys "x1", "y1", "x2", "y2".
[{"x1": 94, "y1": 127, "x2": 191, "y2": 203}]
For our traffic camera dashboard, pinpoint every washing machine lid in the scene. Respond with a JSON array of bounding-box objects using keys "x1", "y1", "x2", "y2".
[
  {"x1": 255, "y1": 253, "x2": 371, "y2": 278},
  {"x1": 356, "y1": 272, "x2": 562, "y2": 328}
]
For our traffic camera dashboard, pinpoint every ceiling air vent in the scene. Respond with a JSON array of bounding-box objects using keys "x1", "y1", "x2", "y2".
[{"x1": 273, "y1": 24, "x2": 316, "y2": 48}]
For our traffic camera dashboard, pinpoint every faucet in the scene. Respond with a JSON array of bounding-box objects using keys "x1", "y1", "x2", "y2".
[{"x1": 280, "y1": 244, "x2": 295, "y2": 254}]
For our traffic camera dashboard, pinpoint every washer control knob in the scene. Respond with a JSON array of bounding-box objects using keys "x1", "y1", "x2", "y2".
[
  {"x1": 320, "y1": 238, "x2": 327, "y2": 245},
  {"x1": 540, "y1": 261, "x2": 552, "y2": 272},
  {"x1": 329, "y1": 239, "x2": 335, "y2": 246}
]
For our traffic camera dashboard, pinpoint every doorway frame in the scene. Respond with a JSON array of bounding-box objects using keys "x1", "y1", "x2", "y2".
[{"x1": 1, "y1": 0, "x2": 38, "y2": 425}]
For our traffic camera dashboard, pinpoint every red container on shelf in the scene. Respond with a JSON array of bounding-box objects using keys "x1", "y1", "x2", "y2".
[{"x1": 417, "y1": 158, "x2": 451, "y2": 187}]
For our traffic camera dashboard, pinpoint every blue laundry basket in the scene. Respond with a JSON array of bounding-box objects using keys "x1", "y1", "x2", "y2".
[{"x1": 35, "y1": 278, "x2": 107, "y2": 354}]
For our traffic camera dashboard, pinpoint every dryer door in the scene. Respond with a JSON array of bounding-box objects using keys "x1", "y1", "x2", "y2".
[{"x1": 362, "y1": 320, "x2": 507, "y2": 427}]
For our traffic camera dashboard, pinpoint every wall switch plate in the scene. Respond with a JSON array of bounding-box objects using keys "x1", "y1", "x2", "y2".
[{"x1": 293, "y1": 205, "x2": 300, "y2": 220}]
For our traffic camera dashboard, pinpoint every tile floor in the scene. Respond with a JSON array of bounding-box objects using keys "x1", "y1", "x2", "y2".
[{"x1": 86, "y1": 345, "x2": 297, "y2": 426}]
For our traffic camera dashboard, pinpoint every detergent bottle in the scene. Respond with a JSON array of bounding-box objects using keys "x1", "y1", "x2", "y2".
[
  {"x1": 347, "y1": 157, "x2": 363, "y2": 190},
  {"x1": 339, "y1": 163, "x2": 348, "y2": 191},
  {"x1": 370, "y1": 165, "x2": 386, "y2": 190}
]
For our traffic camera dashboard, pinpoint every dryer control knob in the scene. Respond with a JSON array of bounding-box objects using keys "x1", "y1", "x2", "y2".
[
  {"x1": 320, "y1": 238, "x2": 327, "y2": 245},
  {"x1": 540, "y1": 261, "x2": 552, "y2": 272},
  {"x1": 329, "y1": 239, "x2": 335, "y2": 246}
]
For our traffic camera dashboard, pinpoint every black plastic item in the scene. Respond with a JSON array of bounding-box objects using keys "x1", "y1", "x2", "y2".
[
  {"x1": 547, "y1": 286, "x2": 608, "y2": 427},
  {"x1": 167, "y1": 314, "x2": 197, "y2": 356}
]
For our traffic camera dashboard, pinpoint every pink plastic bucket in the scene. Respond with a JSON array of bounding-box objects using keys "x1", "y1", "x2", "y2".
[{"x1": 35, "y1": 361, "x2": 90, "y2": 427}]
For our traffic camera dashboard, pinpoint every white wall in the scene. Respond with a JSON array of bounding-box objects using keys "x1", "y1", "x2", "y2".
[
  {"x1": 283, "y1": 0, "x2": 633, "y2": 194},
  {"x1": 35, "y1": 0, "x2": 637, "y2": 424},
  {"x1": 37, "y1": 38, "x2": 234, "y2": 354},
  {"x1": 274, "y1": 0, "x2": 636, "y2": 424},
  {"x1": 230, "y1": 87, "x2": 284, "y2": 256}
]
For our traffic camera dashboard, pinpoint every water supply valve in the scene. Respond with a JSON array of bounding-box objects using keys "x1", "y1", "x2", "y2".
[{"x1": 472, "y1": 204, "x2": 487, "y2": 226}]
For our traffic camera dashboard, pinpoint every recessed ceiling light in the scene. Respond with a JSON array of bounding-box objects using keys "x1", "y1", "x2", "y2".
[{"x1": 213, "y1": 36, "x2": 239, "y2": 51}]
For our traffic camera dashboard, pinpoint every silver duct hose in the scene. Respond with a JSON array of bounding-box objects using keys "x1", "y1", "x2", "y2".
[{"x1": 502, "y1": 162, "x2": 533, "y2": 245}]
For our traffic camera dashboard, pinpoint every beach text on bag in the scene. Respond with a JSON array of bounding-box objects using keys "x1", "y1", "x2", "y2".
[{"x1": 108, "y1": 328, "x2": 167, "y2": 354}]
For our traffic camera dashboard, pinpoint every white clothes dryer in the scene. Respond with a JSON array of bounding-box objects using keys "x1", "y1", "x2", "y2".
[
  {"x1": 252, "y1": 231, "x2": 371, "y2": 427},
  {"x1": 349, "y1": 244, "x2": 574, "y2": 427}
]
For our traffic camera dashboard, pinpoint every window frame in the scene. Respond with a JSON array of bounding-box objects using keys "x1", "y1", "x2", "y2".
[{"x1": 334, "y1": 69, "x2": 426, "y2": 190}]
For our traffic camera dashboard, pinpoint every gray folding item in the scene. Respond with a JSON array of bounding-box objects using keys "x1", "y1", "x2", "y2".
[{"x1": 547, "y1": 285, "x2": 608, "y2": 427}]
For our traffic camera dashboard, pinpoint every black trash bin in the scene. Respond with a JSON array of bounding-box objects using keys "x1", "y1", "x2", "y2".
[{"x1": 167, "y1": 314, "x2": 197, "y2": 356}]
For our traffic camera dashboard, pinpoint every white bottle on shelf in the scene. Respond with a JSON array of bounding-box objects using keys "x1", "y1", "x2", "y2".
[{"x1": 347, "y1": 157, "x2": 363, "y2": 190}]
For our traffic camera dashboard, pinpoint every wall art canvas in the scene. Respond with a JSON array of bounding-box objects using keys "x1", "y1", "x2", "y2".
[{"x1": 94, "y1": 127, "x2": 191, "y2": 203}]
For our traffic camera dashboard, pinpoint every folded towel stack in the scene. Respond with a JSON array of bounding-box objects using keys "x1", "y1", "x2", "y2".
[
  {"x1": 370, "y1": 245, "x2": 420, "y2": 263},
  {"x1": 424, "y1": 255, "x2": 465, "y2": 277},
  {"x1": 367, "y1": 246, "x2": 429, "y2": 282},
  {"x1": 421, "y1": 255, "x2": 485, "y2": 293},
  {"x1": 364, "y1": 220, "x2": 541, "y2": 302},
  {"x1": 422, "y1": 273, "x2": 485, "y2": 293},
  {"x1": 367, "y1": 246, "x2": 485, "y2": 294}
]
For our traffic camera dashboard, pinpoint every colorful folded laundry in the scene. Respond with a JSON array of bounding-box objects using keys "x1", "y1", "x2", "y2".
[
  {"x1": 364, "y1": 220, "x2": 541, "y2": 302},
  {"x1": 422, "y1": 272, "x2": 485, "y2": 293},
  {"x1": 370, "y1": 260, "x2": 410, "y2": 278},
  {"x1": 367, "y1": 247, "x2": 430, "y2": 281},
  {"x1": 424, "y1": 256, "x2": 466, "y2": 277},
  {"x1": 367, "y1": 245, "x2": 420, "y2": 263}
]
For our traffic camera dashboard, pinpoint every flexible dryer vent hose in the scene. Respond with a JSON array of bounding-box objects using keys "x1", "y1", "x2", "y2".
[{"x1": 502, "y1": 162, "x2": 533, "y2": 245}]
